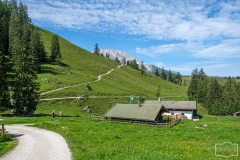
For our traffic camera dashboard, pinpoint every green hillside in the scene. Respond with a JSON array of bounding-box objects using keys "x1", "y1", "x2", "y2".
[{"x1": 36, "y1": 28, "x2": 188, "y2": 115}]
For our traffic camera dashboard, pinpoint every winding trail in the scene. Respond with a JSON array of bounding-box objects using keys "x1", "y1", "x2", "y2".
[
  {"x1": 1, "y1": 125, "x2": 71, "y2": 160},
  {"x1": 41, "y1": 64, "x2": 123, "y2": 95},
  {"x1": 1, "y1": 65, "x2": 123, "y2": 160}
]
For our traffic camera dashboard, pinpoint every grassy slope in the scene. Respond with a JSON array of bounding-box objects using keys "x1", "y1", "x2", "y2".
[
  {"x1": 37, "y1": 28, "x2": 119, "y2": 92},
  {"x1": 36, "y1": 28, "x2": 188, "y2": 115}
]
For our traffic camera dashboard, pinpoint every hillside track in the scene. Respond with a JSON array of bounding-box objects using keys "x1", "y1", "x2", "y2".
[
  {"x1": 40, "y1": 64, "x2": 123, "y2": 95},
  {"x1": 1, "y1": 125, "x2": 71, "y2": 160}
]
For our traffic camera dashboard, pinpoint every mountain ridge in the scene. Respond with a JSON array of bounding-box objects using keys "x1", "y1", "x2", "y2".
[{"x1": 99, "y1": 48, "x2": 178, "y2": 75}]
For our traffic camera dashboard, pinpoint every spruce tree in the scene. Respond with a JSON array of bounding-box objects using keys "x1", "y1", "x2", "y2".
[
  {"x1": 0, "y1": 1, "x2": 11, "y2": 110},
  {"x1": 175, "y1": 72, "x2": 182, "y2": 85},
  {"x1": 31, "y1": 27, "x2": 46, "y2": 72},
  {"x1": 93, "y1": 43, "x2": 100, "y2": 55},
  {"x1": 130, "y1": 59, "x2": 139, "y2": 70},
  {"x1": 155, "y1": 68, "x2": 160, "y2": 77},
  {"x1": 115, "y1": 57, "x2": 120, "y2": 63},
  {"x1": 0, "y1": 51, "x2": 10, "y2": 110},
  {"x1": 205, "y1": 78, "x2": 223, "y2": 114},
  {"x1": 160, "y1": 67, "x2": 166, "y2": 80},
  {"x1": 50, "y1": 34, "x2": 61, "y2": 61},
  {"x1": 140, "y1": 61, "x2": 145, "y2": 75},
  {"x1": 9, "y1": 2, "x2": 40, "y2": 115},
  {"x1": 187, "y1": 68, "x2": 199, "y2": 100},
  {"x1": 168, "y1": 70, "x2": 173, "y2": 82}
]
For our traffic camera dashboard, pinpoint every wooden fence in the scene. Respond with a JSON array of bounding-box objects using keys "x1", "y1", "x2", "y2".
[{"x1": 79, "y1": 114, "x2": 183, "y2": 127}]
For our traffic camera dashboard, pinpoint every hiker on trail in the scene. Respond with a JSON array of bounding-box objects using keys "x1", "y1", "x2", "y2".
[
  {"x1": 51, "y1": 110, "x2": 55, "y2": 121},
  {"x1": 59, "y1": 111, "x2": 62, "y2": 120}
]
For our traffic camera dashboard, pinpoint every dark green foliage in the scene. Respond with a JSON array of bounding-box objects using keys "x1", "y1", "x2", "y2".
[
  {"x1": 168, "y1": 70, "x2": 173, "y2": 82},
  {"x1": 129, "y1": 59, "x2": 139, "y2": 70},
  {"x1": 140, "y1": 61, "x2": 145, "y2": 75},
  {"x1": 187, "y1": 68, "x2": 240, "y2": 115},
  {"x1": 93, "y1": 43, "x2": 100, "y2": 55},
  {"x1": 30, "y1": 27, "x2": 46, "y2": 72},
  {"x1": 86, "y1": 84, "x2": 92, "y2": 91},
  {"x1": 211, "y1": 101, "x2": 224, "y2": 116},
  {"x1": 50, "y1": 34, "x2": 61, "y2": 61},
  {"x1": 175, "y1": 72, "x2": 182, "y2": 85},
  {"x1": 0, "y1": 52, "x2": 10, "y2": 110},
  {"x1": 160, "y1": 67, "x2": 166, "y2": 80},
  {"x1": 138, "y1": 96, "x2": 145, "y2": 103},
  {"x1": 7, "y1": 1, "x2": 40, "y2": 115},
  {"x1": 0, "y1": 134, "x2": 12, "y2": 142},
  {"x1": 187, "y1": 68, "x2": 199, "y2": 100},
  {"x1": 115, "y1": 57, "x2": 120, "y2": 63},
  {"x1": 105, "y1": 53, "x2": 110, "y2": 58},
  {"x1": 155, "y1": 68, "x2": 160, "y2": 77},
  {"x1": 205, "y1": 78, "x2": 223, "y2": 114}
]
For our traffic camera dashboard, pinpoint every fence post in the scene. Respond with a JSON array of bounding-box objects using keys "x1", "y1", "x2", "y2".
[{"x1": 1, "y1": 123, "x2": 4, "y2": 135}]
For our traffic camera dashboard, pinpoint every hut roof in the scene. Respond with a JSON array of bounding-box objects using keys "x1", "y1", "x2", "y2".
[
  {"x1": 144, "y1": 100, "x2": 196, "y2": 110},
  {"x1": 104, "y1": 104, "x2": 165, "y2": 121}
]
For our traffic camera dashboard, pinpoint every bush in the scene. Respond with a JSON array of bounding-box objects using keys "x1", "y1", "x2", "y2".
[{"x1": 0, "y1": 134, "x2": 12, "y2": 142}]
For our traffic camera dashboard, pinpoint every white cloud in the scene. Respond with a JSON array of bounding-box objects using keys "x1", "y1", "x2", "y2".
[
  {"x1": 21, "y1": 0, "x2": 240, "y2": 41},
  {"x1": 136, "y1": 43, "x2": 185, "y2": 56},
  {"x1": 160, "y1": 60, "x2": 235, "y2": 76}
]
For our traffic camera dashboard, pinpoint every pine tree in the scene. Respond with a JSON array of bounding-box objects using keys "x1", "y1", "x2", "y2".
[
  {"x1": 160, "y1": 67, "x2": 166, "y2": 80},
  {"x1": 140, "y1": 61, "x2": 145, "y2": 75},
  {"x1": 0, "y1": 1, "x2": 11, "y2": 109},
  {"x1": 175, "y1": 72, "x2": 182, "y2": 85},
  {"x1": 168, "y1": 70, "x2": 173, "y2": 82},
  {"x1": 50, "y1": 34, "x2": 61, "y2": 61},
  {"x1": 31, "y1": 27, "x2": 46, "y2": 72},
  {"x1": 130, "y1": 59, "x2": 139, "y2": 70},
  {"x1": 93, "y1": 43, "x2": 100, "y2": 55},
  {"x1": 187, "y1": 68, "x2": 199, "y2": 100},
  {"x1": 115, "y1": 57, "x2": 120, "y2": 63},
  {"x1": 105, "y1": 53, "x2": 109, "y2": 58},
  {"x1": 205, "y1": 78, "x2": 223, "y2": 114},
  {"x1": 9, "y1": 2, "x2": 40, "y2": 115},
  {"x1": 155, "y1": 68, "x2": 160, "y2": 77},
  {"x1": 222, "y1": 77, "x2": 237, "y2": 106},
  {"x1": 196, "y1": 76, "x2": 208, "y2": 104},
  {"x1": 0, "y1": 51, "x2": 10, "y2": 110}
]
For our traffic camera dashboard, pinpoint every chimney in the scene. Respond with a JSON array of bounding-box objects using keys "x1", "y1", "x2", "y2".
[
  {"x1": 158, "y1": 97, "x2": 161, "y2": 102},
  {"x1": 138, "y1": 100, "x2": 141, "y2": 107}
]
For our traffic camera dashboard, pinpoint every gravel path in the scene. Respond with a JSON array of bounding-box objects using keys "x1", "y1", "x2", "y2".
[
  {"x1": 1, "y1": 125, "x2": 71, "y2": 160},
  {"x1": 41, "y1": 64, "x2": 123, "y2": 95}
]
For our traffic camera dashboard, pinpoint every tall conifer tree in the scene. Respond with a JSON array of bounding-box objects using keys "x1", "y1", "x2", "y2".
[
  {"x1": 9, "y1": 2, "x2": 40, "y2": 114},
  {"x1": 160, "y1": 67, "x2": 166, "y2": 80},
  {"x1": 50, "y1": 34, "x2": 61, "y2": 61}
]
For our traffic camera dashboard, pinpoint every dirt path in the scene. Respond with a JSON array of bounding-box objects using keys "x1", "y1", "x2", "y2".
[
  {"x1": 1, "y1": 125, "x2": 71, "y2": 160},
  {"x1": 41, "y1": 64, "x2": 123, "y2": 95}
]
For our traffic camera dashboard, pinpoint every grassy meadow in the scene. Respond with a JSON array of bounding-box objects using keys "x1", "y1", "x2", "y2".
[
  {"x1": 1, "y1": 104, "x2": 240, "y2": 160},
  {"x1": 1, "y1": 28, "x2": 240, "y2": 159}
]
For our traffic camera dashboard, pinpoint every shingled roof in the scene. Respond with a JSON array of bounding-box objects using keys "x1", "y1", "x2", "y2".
[
  {"x1": 143, "y1": 100, "x2": 196, "y2": 110},
  {"x1": 104, "y1": 104, "x2": 165, "y2": 121}
]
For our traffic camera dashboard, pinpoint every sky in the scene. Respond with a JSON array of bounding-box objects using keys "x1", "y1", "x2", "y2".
[{"x1": 21, "y1": 0, "x2": 240, "y2": 76}]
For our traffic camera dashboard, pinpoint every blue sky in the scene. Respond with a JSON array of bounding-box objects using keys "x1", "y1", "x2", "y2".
[{"x1": 21, "y1": 0, "x2": 240, "y2": 76}]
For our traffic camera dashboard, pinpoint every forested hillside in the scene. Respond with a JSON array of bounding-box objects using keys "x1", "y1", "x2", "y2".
[{"x1": 187, "y1": 68, "x2": 240, "y2": 115}]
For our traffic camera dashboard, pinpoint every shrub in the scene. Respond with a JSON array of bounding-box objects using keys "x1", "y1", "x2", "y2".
[{"x1": 0, "y1": 134, "x2": 12, "y2": 142}]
